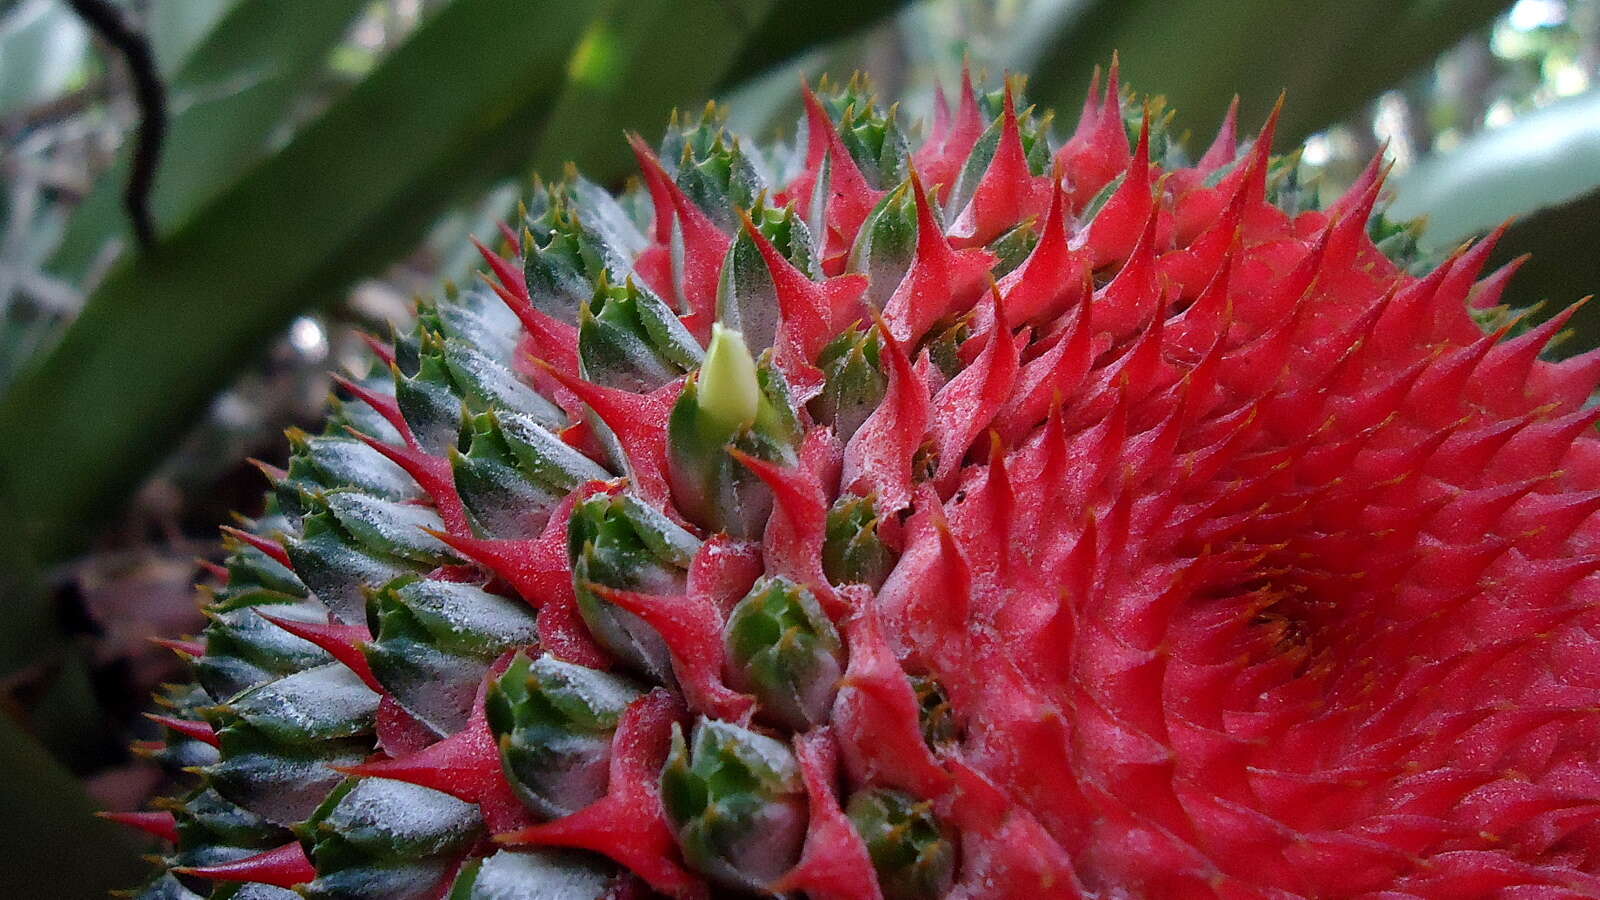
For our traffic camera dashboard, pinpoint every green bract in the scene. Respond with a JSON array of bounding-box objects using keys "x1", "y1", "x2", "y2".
[
  {"x1": 485, "y1": 653, "x2": 643, "y2": 818},
  {"x1": 660, "y1": 719, "x2": 807, "y2": 893}
]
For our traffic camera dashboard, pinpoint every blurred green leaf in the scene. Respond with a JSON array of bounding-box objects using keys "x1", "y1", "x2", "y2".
[
  {"x1": 47, "y1": 0, "x2": 370, "y2": 279},
  {"x1": 1389, "y1": 90, "x2": 1600, "y2": 253},
  {"x1": 1479, "y1": 188, "x2": 1600, "y2": 352},
  {"x1": 527, "y1": 0, "x2": 776, "y2": 186},
  {"x1": 1019, "y1": 0, "x2": 1511, "y2": 144},
  {"x1": 147, "y1": 0, "x2": 243, "y2": 73},
  {"x1": 720, "y1": 0, "x2": 914, "y2": 88},
  {"x1": 0, "y1": 712, "x2": 146, "y2": 899},
  {"x1": 0, "y1": 0, "x2": 89, "y2": 117},
  {"x1": 526, "y1": 0, "x2": 915, "y2": 184}
]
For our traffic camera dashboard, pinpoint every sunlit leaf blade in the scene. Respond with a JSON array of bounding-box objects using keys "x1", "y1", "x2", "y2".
[
  {"x1": 1387, "y1": 90, "x2": 1600, "y2": 350},
  {"x1": 47, "y1": 0, "x2": 370, "y2": 279},
  {"x1": 1389, "y1": 90, "x2": 1600, "y2": 253},
  {"x1": 1018, "y1": 0, "x2": 1511, "y2": 144}
]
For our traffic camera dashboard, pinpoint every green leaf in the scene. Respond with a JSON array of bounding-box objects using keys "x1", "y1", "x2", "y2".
[
  {"x1": 1018, "y1": 0, "x2": 1512, "y2": 144},
  {"x1": 718, "y1": 0, "x2": 916, "y2": 88},
  {"x1": 1472, "y1": 187, "x2": 1600, "y2": 353},
  {"x1": 723, "y1": 576, "x2": 843, "y2": 731},
  {"x1": 846, "y1": 788, "x2": 956, "y2": 900},
  {"x1": 304, "y1": 777, "x2": 484, "y2": 900},
  {"x1": 147, "y1": 0, "x2": 244, "y2": 73},
  {"x1": 47, "y1": 0, "x2": 370, "y2": 279},
  {"x1": 0, "y1": 713, "x2": 146, "y2": 899},
  {"x1": 524, "y1": 0, "x2": 775, "y2": 187},
  {"x1": 1388, "y1": 91, "x2": 1600, "y2": 254},
  {"x1": 660, "y1": 718, "x2": 806, "y2": 892},
  {"x1": 366, "y1": 576, "x2": 540, "y2": 735},
  {"x1": 486, "y1": 652, "x2": 643, "y2": 819},
  {"x1": 522, "y1": 0, "x2": 917, "y2": 186}
]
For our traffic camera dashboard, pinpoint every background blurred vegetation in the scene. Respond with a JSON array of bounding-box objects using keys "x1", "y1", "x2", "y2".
[{"x1": 0, "y1": 0, "x2": 1596, "y2": 894}]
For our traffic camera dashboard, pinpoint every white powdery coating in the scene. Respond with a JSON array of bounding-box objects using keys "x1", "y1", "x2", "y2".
[
  {"x1": 399, "y1": 579, "x2": 540, "y2": 646},
  {"x1": 306, "y1": 437, "x2": 421, "y2": 500},
  {"x1": 445, "y1": 339, "x2": 565, "y2": 427},
  {"x1": 469, "y1": 849, "x2": 614, "y2": 899},
  {"x1": 232, "y1": 662, "x2": 379, "y2": 740},
  {"x1": 498, "y1": 410, "x2": 611, "y2": 489},
  {"x1": 327, "y1": 491, "x2": 453, "y2": 562},
  {"x1": 531, "y1": 653, "x2": 642, "y2": 714},
  {"x1": 327, "y1": 777, "x2": 482, "y2": 855}
]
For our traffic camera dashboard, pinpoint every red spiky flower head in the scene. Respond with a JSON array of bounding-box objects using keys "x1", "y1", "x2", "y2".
[{"x1": 116, "y1": 66, "x2": 1600, "y2": 900}]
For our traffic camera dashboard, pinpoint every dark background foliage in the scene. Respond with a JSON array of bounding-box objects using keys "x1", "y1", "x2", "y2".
[{"x1": 0, "y1": 0, "x2": 1596, "y2": 893}]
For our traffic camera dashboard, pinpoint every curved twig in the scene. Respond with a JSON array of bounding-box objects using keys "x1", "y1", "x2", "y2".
[{"x1": 65, "y1": 0, "x2": 166, "y2": 249}]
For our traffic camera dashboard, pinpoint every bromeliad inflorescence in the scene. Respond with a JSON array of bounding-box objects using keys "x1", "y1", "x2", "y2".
[{"x1": 114, "y1": 64, "x2": 1600, "y2": 899}]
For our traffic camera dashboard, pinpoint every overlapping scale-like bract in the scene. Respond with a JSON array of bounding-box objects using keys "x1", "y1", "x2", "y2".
[{"x1": 119, "y1": 66, "x2": 1600, "y2": 899}]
